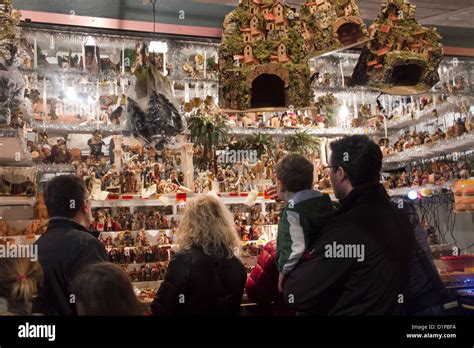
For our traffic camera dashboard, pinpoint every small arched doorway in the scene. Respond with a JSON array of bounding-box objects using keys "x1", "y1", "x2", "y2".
[
  {"x1": 251, "y1": 74, "x2": 286, "y2": 108},
  {"x1": 390, "y1": 64, "x2": 424, "y2": 86},
  {"x1": 337, "y1": 22, "x2": 363, "y2": 46}
]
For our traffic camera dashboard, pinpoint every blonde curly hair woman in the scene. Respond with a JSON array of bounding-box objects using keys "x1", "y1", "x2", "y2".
[{"x1": 151, "y1": 195, "x2": 246, "y2": 315}]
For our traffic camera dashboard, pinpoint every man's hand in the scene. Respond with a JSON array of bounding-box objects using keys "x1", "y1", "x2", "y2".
[{"x1": 278, "y1": 272, "x2": 286, "y2": 293}]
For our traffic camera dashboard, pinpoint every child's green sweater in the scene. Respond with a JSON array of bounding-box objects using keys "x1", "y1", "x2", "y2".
[{"x1": 277, "y1": 189, "x2": 334, "y2": 275}]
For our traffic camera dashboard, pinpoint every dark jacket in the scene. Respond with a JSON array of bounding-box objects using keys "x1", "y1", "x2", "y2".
[
  {"x1": 284, "y1": 183, "x2": 415, "y2": 315},
  {"x1": 398, "y1": 199, "x2": 444, "y2": 315},
  {"x1": 246, "y1": 240, "x2": 293, "y2": 315},
  {"x1": 35, "y1": 218, "x2": 107, "y2": 316},
  {"x1": 151, "y1": 246, "x2": 246, "y2": 315}
]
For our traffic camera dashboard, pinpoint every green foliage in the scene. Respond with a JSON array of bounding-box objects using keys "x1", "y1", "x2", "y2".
[
  {"x1": 225, "y1": 33, "x2": 244, "y2": 57},
  {"x1": 287, "y1": 65, "x2": 311, "y2": 108},
  {"x1": 284, "y1": 131, "x2": 320, "y2": 157},
  {"x1": 232, "y1": 5, "x2": 251, "y2": 28},
  {"x1": 300, "y1": 5, "x2": 310, "y2": 17},
  {"x1": 238, "y1": 78, "x2": 251, "y2": 109},
  {"x1": 253, "y1": 40, "x2": 275, "y2": 64},
  {"x1": 316, "y1": 94, "x2": 340, "y2": 127},
  {"x1": 285, "y1": 27, "x2": 306, "y2": 64},
  {"x1": 244, "y1": 132, "x2": 276, "y2": 158},
  {"x1": 187, "y1": 112, "x2": 229, "y2": 160}
]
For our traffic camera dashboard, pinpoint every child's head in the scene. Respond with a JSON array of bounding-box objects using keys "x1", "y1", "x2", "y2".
[
  {"x1": 71, "y1": 262, "x2": 145, "y2": 316},
  {"x1": 274, "y1": 154, "x2": 314, "y2": 201},
  {"x1": 0, "y1": 258, "x2": 43, "y2": 315}
]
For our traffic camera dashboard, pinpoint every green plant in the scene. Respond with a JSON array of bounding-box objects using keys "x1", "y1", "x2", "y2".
[
  {"x1": 284, "y1": 130, "x2": 320, "y2": 157},
  {"x1": 225, "y1": 33, "x2": 244, "y2": 56},
  {"x1": 187, "y1": 112, "x2": 229, "y2": 163},
  {"x1": 253, "y1": 40, "x2": 275, "y2": 64},
  {"x1": 285, "y1": 27, "x2": 307, "y2": 64},
  {"x1": 244, "y1": 132, "x2": 276, "y2": 158}
]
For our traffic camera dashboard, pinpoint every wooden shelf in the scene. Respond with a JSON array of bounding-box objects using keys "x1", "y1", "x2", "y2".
[
  {"x1": 91, "y1": 192, "x2": 275, "y2": 208},
  {"x1": 0, "y1": 197, "x2": 37, "y2": 207}
]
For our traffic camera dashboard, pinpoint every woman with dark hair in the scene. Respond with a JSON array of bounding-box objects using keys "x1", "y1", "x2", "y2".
[
  {"x1": 71, "y1": 262, "x2": 145, "y2": 316},
  {"x1": 0, "y1": 258, "x2": 43, "y2": 316}
]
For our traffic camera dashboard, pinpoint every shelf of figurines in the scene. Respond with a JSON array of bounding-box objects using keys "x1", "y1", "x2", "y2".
[
  {"x1": 19, "y1": 66, "x2": 219, "y2": 84},
  {"x1": 383, "y1": 97, "x2": 461, "y2": 130},
  {"x1": 91, "y1": 192, "x2": 275, "y2": 208},
  {"x1": 0, "y1": 196, "x2": 38, "y2": 207},
  {"x1": 221, "y1": 98, "x2": 464, "y2": 137},
  {"x1": 228, "y1": 126, "x2": 378, "y2": 137},
  {"x1": 386, "y1": 183, "x2": 453, "y2": 198},
  {"x1": 28, "y1": 121, "x2": 123, "y2": 135},
  {"x1": 383, "y1": 133, "x2": 474, "y2": 165}
]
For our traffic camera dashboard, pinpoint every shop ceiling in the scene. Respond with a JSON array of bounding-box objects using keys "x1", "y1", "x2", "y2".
[{"x1": 12, "y1": 0, "x2": 474, "y2": 48}]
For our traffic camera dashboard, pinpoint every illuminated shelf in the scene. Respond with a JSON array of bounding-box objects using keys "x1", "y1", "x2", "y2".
[
  {"x1": 383, "y1": 133, "x2": 474, "y2": 164},
  {"x1": 133, "y1": 280, "x2": 162, "y2": 288},
  {"x1": 0, "y1": 196, "x2": 37, "y2": 206},
  {"x1": 228, "y1": 126, "x2": 378, "y2": 137},
  {"x1": 29, "y1": 121, "x2": 124, "y2": 135},
  {"x1": 385, "y1": 98, "x2": 461, "y2": 130},
  {"x1": 387, "y1": 183, "x2": 453, "y2": 197},
  {"x1": 91, "y1": 192, "x2": 276, "y2": 208}
]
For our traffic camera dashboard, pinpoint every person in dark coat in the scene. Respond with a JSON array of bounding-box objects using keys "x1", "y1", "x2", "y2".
[
  {"x1": 284, "y1": 135, "x2": 415, "y2": 315},
  {"x1": 245, "y1": 240, "x2": 293, "y2": 315},
  {"x1": 151, "y1": 195, "x2": 246, "y2": 315},
  {"x1": 35, "y1": 175, "x2": 107, "y2": 316},
  {"x1": 395, "y1": 198, "x2": 445, "y2": 315}
]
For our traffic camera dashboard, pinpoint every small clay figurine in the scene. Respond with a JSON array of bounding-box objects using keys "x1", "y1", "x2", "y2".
[
  {"x1": 460, "y1": 162, "x2": 471, "y2": 179},
  {"x1": 88, "y1": 130, "x2": 105, "y2": 163}
]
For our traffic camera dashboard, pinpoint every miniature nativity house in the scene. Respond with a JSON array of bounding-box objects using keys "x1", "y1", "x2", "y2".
[
  {"x1": 351, "y1": 0, "x2": 443, "y2": 95},
  {"x1": 218, "y1": 0, "x2": 311, "y2": 110},
  {"x1": 300, "y1": 0, "x2": 368, "y2": 56}
]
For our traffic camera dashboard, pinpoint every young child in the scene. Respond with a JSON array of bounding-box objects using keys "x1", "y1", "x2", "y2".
[{"x1": 274, "y1": 154, "x2": 334, "y2": 292}]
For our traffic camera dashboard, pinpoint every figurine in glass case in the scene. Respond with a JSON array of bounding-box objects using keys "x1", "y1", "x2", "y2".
[{"x1": 87, "y1": 130, "x2": 105, "y2": 164}]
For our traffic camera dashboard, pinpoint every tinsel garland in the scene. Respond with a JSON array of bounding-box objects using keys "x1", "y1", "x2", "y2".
[
  {"x1": 29, "y1": 120, "x2": 123, "y2": 134},
  {"x1": 228, "y1": 126, "x2": 379, "y2": 137}
]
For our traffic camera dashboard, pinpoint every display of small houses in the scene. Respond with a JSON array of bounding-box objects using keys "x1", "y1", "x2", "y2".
[
  {"x1": 351, "y1": 0, "x2": 443, "y2": 95},
  {"x1": 300, "y1": 0, "x2": 368, "y2": 56},
  {"x1": 218, "y1": 0, "x2": 370, "y2": 110},
  {"x1": 218, "y1": 0, "x2": 312, "y2": 110}
]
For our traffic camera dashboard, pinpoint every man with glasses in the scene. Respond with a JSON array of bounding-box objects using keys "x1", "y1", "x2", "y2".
[
  {"x1": 35, "y1": 175, "x2": 107, "y2": 315},
  {"x1": 283, "y1": 135, "x2": 415, "y2": 315}
]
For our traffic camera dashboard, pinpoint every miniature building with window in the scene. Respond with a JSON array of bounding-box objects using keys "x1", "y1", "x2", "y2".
[
  {"x1": 300, "y1": 0, "x2": 368, "y2": 56},
  {"x1": 218, "y1": 0, "x2": 311, "y2": 110},
  {"x1": 351, "y1": 0, "x2": 443, "y2": 95}
]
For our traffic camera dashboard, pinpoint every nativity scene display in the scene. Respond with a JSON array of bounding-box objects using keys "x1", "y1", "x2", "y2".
[
  {"x1": 351, "y1": 0, "x2": 443, "y2": 95},
  {"x1": 218, "y1": 0, "x2": 368, "y2": 110}
]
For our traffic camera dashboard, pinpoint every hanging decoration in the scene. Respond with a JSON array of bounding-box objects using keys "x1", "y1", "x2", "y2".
[
  {"x1": 125, "y1": 1, "x2": 185, "y2": 151},
  {"x1": 218, "y1": 0, "x2": 312, "y2": 110},
  {"x1": 300, "y1": 0, "x2": 369, "y2": 57},
  {"x1": 351, "y1": 0, "x2": 443, "y2": 95}
]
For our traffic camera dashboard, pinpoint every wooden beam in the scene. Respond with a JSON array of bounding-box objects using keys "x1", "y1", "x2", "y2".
[
  {"x1": 444, "y1": 46, "x2": 474, "y2": 57},
  {"x1": 19, "y1": 10, "x2": 223, "y2": 38}
]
